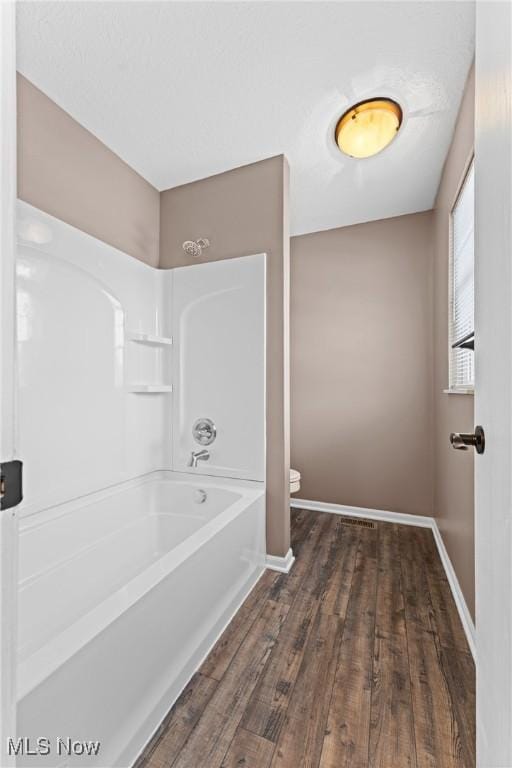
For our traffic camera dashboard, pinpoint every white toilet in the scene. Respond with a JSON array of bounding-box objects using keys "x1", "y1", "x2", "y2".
[{"x1": 290, "y1": 468, "x2": 301, "y2": 494}]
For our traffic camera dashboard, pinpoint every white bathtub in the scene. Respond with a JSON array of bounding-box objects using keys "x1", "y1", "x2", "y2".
[{"x1": 16, "y1": 471, "x2": 266, "y2": 768}]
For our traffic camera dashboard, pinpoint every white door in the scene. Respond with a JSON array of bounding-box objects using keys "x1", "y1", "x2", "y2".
[
  {"x1": 0, "y1": 2, "x2": 18, "y2": 765},
  {"x1": 474, "y1": 2, "x2": 512, "y2": 765}
]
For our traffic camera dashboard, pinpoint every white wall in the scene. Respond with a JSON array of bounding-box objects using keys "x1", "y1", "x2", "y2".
[
  {"x1": 172, "y1": 254, "x2": 266, "y2": 481},
  {"x1": 16, "y1": 201, "x2": 172, "y2": 517}
]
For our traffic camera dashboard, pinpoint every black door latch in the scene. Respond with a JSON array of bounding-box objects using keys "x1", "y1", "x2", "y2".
[{"x1": 0, "y1": 460, "x2": 23, "y2": 510}]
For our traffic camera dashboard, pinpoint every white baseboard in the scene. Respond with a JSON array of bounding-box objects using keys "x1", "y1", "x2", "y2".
[
  {"x1": 430, "y1": 520, "x2": 476, "y2": 660},
  {"x1": 291, "y1": 498, "x2": 476, "y2": 661},
  {"x1": 266, "y1": 547, "x2": 295, "y2": 573},
  {"x1": 291, "y1": 498, "x2": 433, "y2": 528}
]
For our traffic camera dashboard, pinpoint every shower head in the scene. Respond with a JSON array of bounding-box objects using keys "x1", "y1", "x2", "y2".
[
  {"x1": 182, "y1": 240, "x2": 201, "y2": 258},
  {"x1": 182, "y1": 238, "x2": 210, "y2": 258}
]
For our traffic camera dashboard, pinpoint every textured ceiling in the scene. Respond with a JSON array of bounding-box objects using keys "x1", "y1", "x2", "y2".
[{"x1": 16, "y1": 1, "x2": 475, "y2": 236}]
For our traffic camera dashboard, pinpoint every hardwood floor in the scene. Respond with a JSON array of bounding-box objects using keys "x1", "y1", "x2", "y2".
[{"x1": 137, "y1": 509, "x2": 475, "y2": 768}]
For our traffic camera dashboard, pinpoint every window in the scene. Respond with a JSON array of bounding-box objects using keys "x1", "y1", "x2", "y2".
[{"x1": 449, "y1": 159, "x2": 475, "y2": 390}]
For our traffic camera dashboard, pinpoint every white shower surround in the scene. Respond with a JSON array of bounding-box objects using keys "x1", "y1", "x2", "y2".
[
  {"x1": 16, "y1": 201, "x2": 173, "y2": 515},
  {"x1": 14, "y1": 202, "x2": 267, "y2": 766},
  {"x1": 172, "y1": 255, "x2": 266, "y2": 481}
]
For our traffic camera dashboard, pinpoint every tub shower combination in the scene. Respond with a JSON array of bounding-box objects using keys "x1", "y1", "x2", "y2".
[{"x1": 14, "y1": 202, "x2": 267, "y2": 767}]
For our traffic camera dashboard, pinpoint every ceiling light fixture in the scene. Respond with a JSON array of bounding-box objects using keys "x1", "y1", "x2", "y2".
[{"x1": 335, "y1": 98, "x2": 402, "y2": 159}]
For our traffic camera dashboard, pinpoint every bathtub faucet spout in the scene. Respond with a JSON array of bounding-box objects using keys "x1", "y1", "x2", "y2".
[{"x1": 189, "y1": 449, "x2": 210, "y2": 468}]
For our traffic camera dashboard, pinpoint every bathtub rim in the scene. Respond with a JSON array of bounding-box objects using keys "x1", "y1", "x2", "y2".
[{"x1": 17, "y1": 470, "x2": 265, "y2": 701}]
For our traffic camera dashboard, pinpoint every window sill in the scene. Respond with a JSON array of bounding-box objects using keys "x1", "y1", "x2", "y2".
[{"x1": 443, "y1": 388, "x2": 474, "y2": 396}]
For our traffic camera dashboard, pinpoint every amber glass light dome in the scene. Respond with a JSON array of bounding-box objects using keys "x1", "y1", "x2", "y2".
[{"x1": 335, "y1": 98, "x2": 402, "y2": 158}]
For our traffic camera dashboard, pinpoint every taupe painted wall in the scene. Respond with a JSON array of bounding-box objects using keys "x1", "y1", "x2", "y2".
[
  {"x1": 291, "y1": 212, "x2": 434, "y2": 518},
  {"x1": 160, "y1": 157, "x2": 290, "y2": 557},
  {"x1": 433, "y1": 66, "x2": 475, "y2": 618},
  {"x1": 17, "y1": 74, "x2": 160, "y2": 266}
]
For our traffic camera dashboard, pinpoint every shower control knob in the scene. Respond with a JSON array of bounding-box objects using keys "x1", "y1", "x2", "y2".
[{"x1": 192, "y1": 418, "x2": 217, "y2": 446}]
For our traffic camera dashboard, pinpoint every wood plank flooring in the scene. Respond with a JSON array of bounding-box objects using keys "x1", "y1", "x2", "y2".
[{"x1": 137, "y1": 509, "x2": 475, "y2": 768}]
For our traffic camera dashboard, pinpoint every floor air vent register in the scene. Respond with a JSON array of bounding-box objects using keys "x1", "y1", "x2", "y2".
[{"x1": 339, "y1": 517, "x2": 376, "y2": 529}]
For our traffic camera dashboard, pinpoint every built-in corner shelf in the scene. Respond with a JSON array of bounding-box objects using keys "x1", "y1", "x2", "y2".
[
  {"x1": 128, "y1": 384, "x2": 173, "y2": 394},
  {"x1": 126, "y1": 331, "x2": 173, "y2": 393},
  {"x1": 127, "y1": 331, "x2": 173, "y2": 346}
]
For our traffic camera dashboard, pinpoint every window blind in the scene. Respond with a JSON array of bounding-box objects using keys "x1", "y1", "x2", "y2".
[{"x1": 450, "y1": 160, "x2": 475, "y2": 389}]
